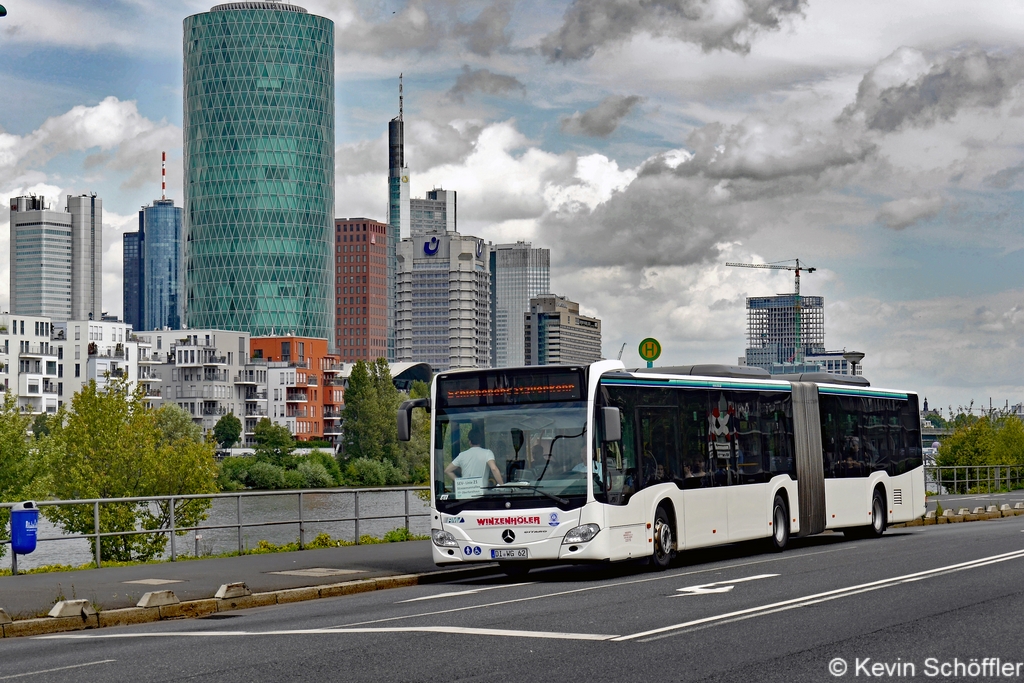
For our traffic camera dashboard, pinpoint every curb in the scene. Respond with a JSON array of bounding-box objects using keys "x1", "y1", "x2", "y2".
[
  {"x1": 891, "y1": 506, "x2": 1024, "y2": 529},
  {"x1": 0, "y1": 564, "x2": 500, "y2": 640}
]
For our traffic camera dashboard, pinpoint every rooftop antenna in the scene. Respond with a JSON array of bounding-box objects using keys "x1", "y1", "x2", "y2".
[
  {"x1": 399, "y1": 73, "x2": 403, "y2": 121},
  {"x1": 161, "y1": 151, "x2": 166, "y2": 200}
]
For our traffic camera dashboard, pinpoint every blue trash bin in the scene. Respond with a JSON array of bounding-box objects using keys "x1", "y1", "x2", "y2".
[{"x1": 11, "y1": 501, "x2": 39, "y2": 555}]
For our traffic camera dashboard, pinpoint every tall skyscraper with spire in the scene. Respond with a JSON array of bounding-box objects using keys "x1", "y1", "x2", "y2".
[{"x1": 387, "y1": 75, "x2": 410, "y2": 362}]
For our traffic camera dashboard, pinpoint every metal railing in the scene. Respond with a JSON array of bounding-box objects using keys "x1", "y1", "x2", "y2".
[
  {"x1": 924, "y1": 464, "x2": 1024, "y2": 495},
  {"x1": 0, "y1": 487, "x2": 429, "y2": 570}
]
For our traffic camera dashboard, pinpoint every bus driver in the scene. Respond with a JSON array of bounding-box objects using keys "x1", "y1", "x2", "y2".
[{"x1": 445, "y1": 425, "x2": 504, "y2": 486}]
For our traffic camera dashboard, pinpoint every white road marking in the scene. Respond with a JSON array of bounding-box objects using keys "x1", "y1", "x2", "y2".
[
  {"x1": 123, "y1": 579, "x2": 183, "y2": 585},
  {"x1": 38, "y1": 626, "x2": 616, "y2": 642},
  {"x1": 333, "y1": 545, "x2": 854, "y2": 629},
  {"x1": 673, "y1": 573, "x2": 779, "y2": 596},
  {"x1": 398, "y1": 582, "x2": 538, "y2": 603},
  {"x1": 0, "y1": 660, "x2": 116, "y2": 680},
  {"x1": 269, "y1": 568, "x2": 365, "y2": 577},
  {"x1": 616, "y1": 547, "x2": 1024, "y2": 642}
]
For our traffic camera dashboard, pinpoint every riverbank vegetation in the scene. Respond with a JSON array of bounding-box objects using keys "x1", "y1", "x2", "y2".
[{"x1": 1, "y1": 360, "x2": 431, "y2": 563}]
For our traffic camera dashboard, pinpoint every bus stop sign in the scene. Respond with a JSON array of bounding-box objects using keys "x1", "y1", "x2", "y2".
[{"x1": 638, "y1": 338, "x2": 661, "y2": 366}]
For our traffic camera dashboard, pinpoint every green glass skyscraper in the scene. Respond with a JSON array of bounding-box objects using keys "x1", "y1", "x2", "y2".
[{"x1": 183, "y1": 2, "x2": 334, "y2": 344}]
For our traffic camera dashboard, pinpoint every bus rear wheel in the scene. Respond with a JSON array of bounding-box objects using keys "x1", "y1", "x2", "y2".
[
  {"x1": 651, "y1": 506, "x2": 674, "y2": 570},
  {"x1": 866, "y1": 488, "x2": 887, "y2": 538},
  {"x1": 769, "y1": 494, "x2": 790, "y2": 552}
]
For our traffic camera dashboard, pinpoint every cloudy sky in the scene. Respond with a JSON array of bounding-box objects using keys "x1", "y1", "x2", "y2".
[{"x1": 3, "y1": 0, "x2": 1024, "y2": 412}]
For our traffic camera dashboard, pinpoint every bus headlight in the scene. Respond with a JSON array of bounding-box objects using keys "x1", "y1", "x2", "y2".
[
  {"x1": 431, "y1": 529, "x2": 460, "y2": 548},
  {"x1": 562, "y1": 523, "x2": 600, "y2": 545}
]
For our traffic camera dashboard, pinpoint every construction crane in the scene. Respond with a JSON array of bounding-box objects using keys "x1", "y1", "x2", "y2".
[
  {"x1": 617, "y1": 342, "x2": 627, "y2": 360},
  {"x1": 726, "y1": 258, "x2": 817, "y2": 364}
]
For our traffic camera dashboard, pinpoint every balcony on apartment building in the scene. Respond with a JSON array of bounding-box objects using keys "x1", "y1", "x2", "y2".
[
  {"x1": 244, "y1": 405, "x2": 267, "y2": 417},
  {"x1": 201, "y1": 404, "x2": 228, "y2": 417},
  {"x1": 19, "y1": 343, "x2": 59, "y2": 359},
  {"x1": 322, "y1": 407, "x2": 343, "y2": 419},
  {"x1": 286, "y1": 408, "x2": 308, "y2": 418},
  {"x1": 286, "y1": 391, "x2": 308, "y2": 402},
  {"x1": 245, "y1": 389, "x2": 268, "y2": 401},
  {"x1": 234, "y1": 371, "x2": 259, "y2": 384}
]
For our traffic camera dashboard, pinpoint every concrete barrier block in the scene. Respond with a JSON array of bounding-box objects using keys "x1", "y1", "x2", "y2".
[
  {"x1": 159, "y1": 599, "x2": 218, "y2": 620},
  {"x1": 49, "y1": 600, "x2": 96, "y2": 618},
  {"x1": 215, "y1": 582, "x2": 251, "y2": 600},
  {"x1": 275, "y1": 586, "x2": 319, "y2": 604},
  {"x1": 1015, "y1": 503, "x2": 1024, "y2": 509},
  {"x1": 972, "y1": 507, "x2": 985, "y2": 514},
  {"x1": 5, "y1": 615, "x2": 96, "y2": 637},
  {"x1": 98, "y1": 607, "x2": 162, "y2": 629},
  {"x1": 137, "y1": 590, "x2": 180, "y2": 609},
  {"x1": 217, "y1": 592, "x2": 278, "y2": 612},
  {"x1": 925, "y1": 510, "x2": 936, "y2": 519},
  {"x1": 1001, "y1": 504, "x2": 1011, "y2": 511},
  {"x1": 0, "y1": 608, "x2": 11, "y2": 625},
  {"x1": 942, "y1": 509, "x2": 955, "y2": 517},
  {"x1": 957, "y1": 508, "x2": 970, "y2": 515},
  {"x1": 986, "y1": 505, "x2": 998, "y2": 513}
]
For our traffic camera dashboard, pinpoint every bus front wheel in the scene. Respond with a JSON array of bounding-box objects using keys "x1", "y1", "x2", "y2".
[
  {"x1": 651, "y1": 506, "x2": 674, "y2": 570},
  {"x1": 769, "y1": 494, "x2": 790, "y2": 552}
]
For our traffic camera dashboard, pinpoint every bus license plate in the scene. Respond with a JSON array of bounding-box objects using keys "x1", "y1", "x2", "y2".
[{"x1": 491, "y1": 548, "x2": 528, "y2": 559}]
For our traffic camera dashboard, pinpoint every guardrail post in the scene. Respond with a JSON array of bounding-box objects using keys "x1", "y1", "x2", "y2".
[
  {"x1": 237, "y1": 494, "x2": 243, "y2": 554},
  {"x1": 354, "y1": 491, "x2": 360, "y2": 544},
  {"x1": 404, "y1": 488, "x2": 410, "y2": 531},
  {"x1": 169, "y1": 497, "x2": 176, "y2": 561},
  {"x1": 298, "y1": 491, "x2": 305, "y2": 550},
  {"x1": 93, "y1": 501, "x2": 102, "y2": 568}
]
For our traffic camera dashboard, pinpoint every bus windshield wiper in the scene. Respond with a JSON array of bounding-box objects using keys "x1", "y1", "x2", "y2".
[{"x1": 483, "y1": 484, "x2": 569, "y2": 506}]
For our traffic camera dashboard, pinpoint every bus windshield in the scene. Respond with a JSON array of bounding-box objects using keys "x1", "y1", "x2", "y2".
[{"x1": 433, "y1": 369, "x2": 589, "y2": 512}]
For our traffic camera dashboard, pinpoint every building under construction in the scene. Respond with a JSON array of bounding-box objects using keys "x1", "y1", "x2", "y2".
[{"x1": 743, "y1": 294, "x2": 825, "y2": 368}]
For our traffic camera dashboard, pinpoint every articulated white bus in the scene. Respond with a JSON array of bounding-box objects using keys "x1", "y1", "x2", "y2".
[{"x1": 397, "y1": 360, "x2": 926, "y2": 575}]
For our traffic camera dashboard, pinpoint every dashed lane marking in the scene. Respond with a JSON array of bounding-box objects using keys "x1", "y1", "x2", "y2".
[
  {"x1": 37, "y1": 627, "x2": 616, "y2": 642},
  {"x1": 397, "y1": 582, "x2": 538, "y2": 603},
  {"x1": 0, "y1": 660, "x2": 116, "y2": 680}
]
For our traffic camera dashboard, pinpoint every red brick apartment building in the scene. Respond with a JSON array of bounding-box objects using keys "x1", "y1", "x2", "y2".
[{"x1": 335, "y1": 218, "x2": 388, "y2": 362}]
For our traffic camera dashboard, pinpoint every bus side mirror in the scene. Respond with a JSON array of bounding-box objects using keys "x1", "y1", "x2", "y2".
[
  {"x1": 397, "y1": 398, "x2": 430, "y2": 441},
  {"x1": 601, "y1": 407, "x2": 621, "y2": 443}
]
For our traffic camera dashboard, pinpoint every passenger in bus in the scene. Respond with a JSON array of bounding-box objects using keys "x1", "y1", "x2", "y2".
[{"x1": 444, "y1": 425, "x2": 504, "y2": 486}]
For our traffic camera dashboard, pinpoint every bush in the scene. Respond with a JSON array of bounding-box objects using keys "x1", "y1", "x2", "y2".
[
  {"x1": 297, "y1": 460, "x2": 335, "y2": 488},
  {"x1": 302, "y1": 450, "x2": 343, "y2": 485},
  {"x1": 283, "y1": 469, "x2": 306, "y2": 489},
  {"x1": 246, "y1": 461, "x2": 286, "y2": 490},
  {"x1": 218, "y1": 456, "x2": 251, "y2": 489},
  {"x1": 345, "y1": 457, "x2": 406, "y2": 486}
]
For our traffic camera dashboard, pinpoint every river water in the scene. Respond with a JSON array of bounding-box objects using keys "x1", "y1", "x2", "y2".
[{"x1": 8, "y1": 489, "x2": 432, "y2": 572}]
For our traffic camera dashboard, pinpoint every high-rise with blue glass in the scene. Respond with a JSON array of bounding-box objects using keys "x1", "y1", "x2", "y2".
[
  {"x1": 182, "y1": 2, "x2": 335, "y2": 344},
  {"x1": 123, "y1": 199, "x2": 184, "y2": 331},
  {"x1": 387, "y1": 76, "x2": 410, "y2": 362}
]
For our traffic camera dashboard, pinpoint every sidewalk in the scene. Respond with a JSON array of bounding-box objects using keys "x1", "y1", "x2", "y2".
[{"x1": 0, "y1": 541, "x2": 496, "y2": 619}]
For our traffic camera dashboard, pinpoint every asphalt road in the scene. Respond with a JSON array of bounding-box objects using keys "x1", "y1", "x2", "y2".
[{"x1": 2, "y1": 514, "x2": 1024, "y2": 683}]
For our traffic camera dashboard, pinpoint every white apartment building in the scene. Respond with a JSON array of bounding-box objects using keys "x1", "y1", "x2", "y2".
[
  {"x1": 54, "y1": 320, "x2": 146, "y2": 402},
  {"x1": 0, "y1": 314, "x2": 62, "y2": 414},
  {"x1": 144, "y1": 329, "x2": 253, "y2": 434}
]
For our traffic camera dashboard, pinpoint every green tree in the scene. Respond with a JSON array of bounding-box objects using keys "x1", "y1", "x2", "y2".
[
  {"x1": 213, "y1": 413, "x2": 242, "y2": 449},
  {"x1": 38, "y1": 378, "x2": 218, "y2": 562},
  {"x1": 0, "y1": 393, "x2": 33, "y2": 560},
  {"x1": 397, "y1": 380, "x2": 431, "y2": 483},
  {"x1": 341, "y1": 360, "x2": 384, "y2": 462},
  {"x1": 31, "y1": 412, "x2": 52, "y2": 439},
  {"x1": 253, "y1": 418, "x2": 295, "y2": 468}
]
